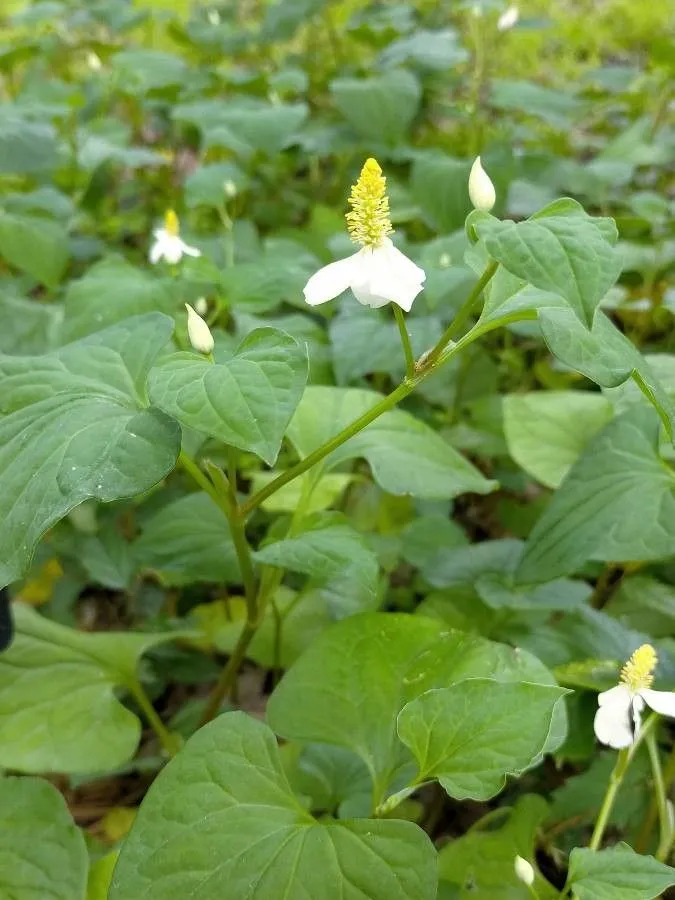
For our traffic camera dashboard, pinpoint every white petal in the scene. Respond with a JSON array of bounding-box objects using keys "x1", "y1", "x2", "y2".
[
  {"x1": 149, "y1": 240, "x2": 164, "y2": 264},
  {"x1": 303, "y1": 255, "x2": 357, "y2": 306},
  {"x1": 594, "y1": 685, "x2": 633, "y2": 748},
  {"x1": 354, "y1": 244, "x2": 425, "y2": 312},
  {"x1": 180, "y1": 239, "x2": 201, "y2": 258},
  {"x1": 163, "y1": 236, "x2": 185, "y2": 265},
  {"x1": 640, "y1": 689, "x2": 675, "y2": 718}
]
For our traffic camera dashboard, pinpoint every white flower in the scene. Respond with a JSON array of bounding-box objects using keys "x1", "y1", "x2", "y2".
[
  {"x1": 594, "y1": 644, "x2": 675, "y2": 749},
  {"x1": 497, "y1": 5, "x2": 519, "y2": 31},
  {"x1": 150, "y1": 210, "x2": 201, "y2": 265},
  {"x1": 303, "y1": 158, "x2": 425, "y2": 312},
  {"x1": 468, "y1": 156, "x2": 496, "y2": 212},
  {"x1": 514, "y1": 856, "x2": 535, "y2": 887},
  {"x1": 304, "y1": 238, "x2": 425, "y2": 312},
  {"x1": 194, "y1": 297, "x2": 208, "y2": 316},
  {"x1": 185, "y1": 304, "x2": 214, "y2": 355},
  {"x1": 86, "y1": 51, "x2": 102, "y2": 71}
]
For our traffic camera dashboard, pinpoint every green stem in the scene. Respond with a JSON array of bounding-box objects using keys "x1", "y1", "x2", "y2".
[
  {"x1": 645, "y1": 729, "x2": 674, "y2": 861},
  {"x1": 240, "y1": 379, "x2": 417, "y2": 517},
  {"x1": 127, "y1": 678, "x2": 181, "y2": 757},
  {"x1": 425, "y1": 259, "x2": 499, "y2": 367},
  {"x1": 638, "y1": 732, "x2": 675, "y2": 854},
  {"x1": 589, "y1": 747, "x2": 631, "y2": 850},
  {"x1": 198, "y1": 624, "x2": 257, "y2": 725},
  {"x1": 179, "y1": 451, "x2": 230, "y2": 518},
  {"x1": 393, "y1": 305, "x2": 415, "y2": 379},
  {"x1": 240, "y1": 294, "x2": 513, "y2": 519}
]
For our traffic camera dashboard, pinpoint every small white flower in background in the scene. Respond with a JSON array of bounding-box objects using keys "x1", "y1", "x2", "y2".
[
  {"x1": 223, "y1": 179, "x2": 237, "y2": 199},
  {"x1": 497, "y1": 5, "x2": 519, "y2": 31},
  {"x1": 150, "y1": 210, "x2": 201, "y2": 265},
  {"x1": 185, "y1": 303, "x2": 214, "y2": 355},
  {"x1": 594, "y1": 644, "x2": 675, "y2": 749},
  {"x1": 86, "y1": 51, "x2": 102, "y2": 71},
  {"x1": 468, "y1": 156, "x2": 496, "y2": 213},
  {"x1": 303, "y1": 158, "x2": 426, "y2": 312},
  {"x1": 514, "y1": 856, "x2": 535, "y2": 887},
  {"x1": 194, "y1": 297, "x2": 208, "y2": 316},
  {"x1": 207, "y1": 9, "x2": 221, "y2": 25}
]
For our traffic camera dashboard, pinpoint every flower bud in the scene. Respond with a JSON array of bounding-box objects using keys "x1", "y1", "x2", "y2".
[
  {"x1": 223, "y1": 179, "x2": 237, "y2": 198},
  {"x1": 497, "y1": 5, "x2": 519, "y2": 30},
  {"x1": 194, "y1": 297, "x2": 208, "y2": 316},
  {"x1": 185, "y1": 303, "x2": 214, "y2": 355},
  {"x1": 514, "y1": 856, "x2": 535, "y2": 887},
  {"x1": 468, "y1": 156, "x2": 496, "y2": 212}
]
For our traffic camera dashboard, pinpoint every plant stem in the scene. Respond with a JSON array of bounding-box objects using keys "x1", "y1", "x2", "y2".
[
  {"x1": 638, "y1": 732, "x2": 675, "y2": 854},
  {"x1": 240, "y1": 378, "x2": 417, "y2": 517},
  {"x1": 393, "y1": 305, "x2": 415, "y2": 379},
  {"x1": 240, "y1": 265, "x2": 505, "y2": 519},
  {"x1": 127, "y1": 678, "x2": 181, "y2": 757},
  {"x1": 424, "y1": 259, "x2": 498, "y2": 367},
  {"x1": 179, "y1": 451, "x2": 230, "y2": 518},
  {"x1": 645, "y1": 729, "x2": 674, "y2": 861},
  {"x1": 198, "y1": 624, "x2": 257, "y2": 725},
  {"x1": 589, "y1": 747, "x2": 631, "y2": 850}
]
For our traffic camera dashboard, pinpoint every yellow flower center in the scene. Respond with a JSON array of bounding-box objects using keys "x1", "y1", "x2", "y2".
[
  {"x1": 164, "y1": 209, "x2": 180, "y2": 237},
  {"x1": 345, "y1": 157, "x2": 393, "y2": 249},
  {"x1": 620, "y1": 644, "x2": 658, "y2": 692}
]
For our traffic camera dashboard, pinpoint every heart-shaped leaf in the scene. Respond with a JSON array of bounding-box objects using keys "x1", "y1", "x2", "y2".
[
  {"x1": 566, "y1": 845, "x2": 675, "y2": 900},
  {"x1": 517, "y1": 406, "x2": 675, "y2": 583},
  {"x1": 0, "y1": 603, "x2": 185, "y2": 774},
  {"x1": 0, "y1": 313, "x2": 181, "y2": 587},
  {"x1": 0, "y1": 775, "x2": 88, "y2": 900},
  {"x1": 397, "y1": 679, "x2": 566, "y2": 800},
  {"x1": 149, "y1": 327, "x2": 308, "y2": 465},
  {"x1": 476, "y1": 200, "x2": 619, "y2": 328},
  {"x1": 110, "y1": 712, "x2": 438, "y2": 900}
]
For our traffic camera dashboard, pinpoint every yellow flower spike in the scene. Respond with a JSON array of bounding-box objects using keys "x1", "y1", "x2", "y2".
[
  {"x1": 620, "y1": 644, "x2": 658, "y2": 692},
  {"x1": 345, "y1": 158, "x2": 393, "y2": 249},
  {"x1": 164, "y1": 209, "x2": 180, "y2": 237}
]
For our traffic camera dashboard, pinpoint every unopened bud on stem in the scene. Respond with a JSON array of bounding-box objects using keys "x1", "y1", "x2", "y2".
[
  {"x1": 468, "y1": 156, "x2": 496, "y2": 212},
  {"x1": 514, "y1": 855, "x2": 535, "y2": 887},
  {"x1": 185, "y1": 303, "x2": 214, "y2": 355}
]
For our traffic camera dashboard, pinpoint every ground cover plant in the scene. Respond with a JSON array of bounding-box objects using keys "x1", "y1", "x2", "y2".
[{"x1": 1, "y1": 0, "x2": 675, "y2": 897}]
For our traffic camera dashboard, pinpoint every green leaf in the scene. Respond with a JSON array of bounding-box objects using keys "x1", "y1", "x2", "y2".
[
  {"x1": 254, "y1": 516, "x2": 379, "y2": 615},
  {"x1": 503, "y1": 391, "x2": 614, "y2": 488},
  {"x1": 517, "y1": 406, "x2": 675, "y2": 583},
  {"x1": 112, "y1": 49, "x2": 188, "y2": 92},
  {"x1": 475, "y1": 200, "x2": 619, "y2": 328},
  {"x1": 0, "y1": 313, "x2": 181, "y2": 587},
  {"x1": 329, "y1": 301, "x2": 441, "y2": 383},
  {"x1": 410, "y1": 153, "x2": 473, "y2": 233},
  {"x1": 0, "y1": 112, "x2": 59, "y2": 174},
  {"x1": 0, "y1": 211, "x2": 69, "y2": 288},
  {"x1": 109, "y1": 712, "x2": 437, "y2": 900},
  {"x1": 0, "y1": 604, "x2": 182, "y2": 773},
  {"x1": 567, "y1": 845, "x2": 675, "y2": 900},
  {"x1": 0, "y1": 291, "x2": 62, "y2": 355},
  {"x1": 0, "y1": 775, "x2": 88, "y2": 900},
  {"x1": 135, "y1": 492, "x2": 239, "y2": 586},
  {"x1": 397, "y1": 679, "x2": 566, "y2": 800},
  {"x1": 184, "y1": 162, "x2": 246, "y2": 209},
  {"x1": 287, "y1": 386, "x2": 497, "y2": 499},
  {"x1": 173, "y1": 99, "x2": 308, "y2": 156},
  {"x1": 539, "y1": 308, "x2": 675, "y2": 439},
  {"x1": 268, "y1": 613, "x2": 565, "y2": 801},
  {"x1": 149, "y1": 328, "x2": 307, "y2": 465},
  {"x1": 605, "y1": 575, "x2": 675, "y2": 638},
  {"x1": 379, "y1": 28, "x2": 468, "y2": 71},
  {"x1": 61, "y1": 258, "x2": 177, "y2": 342},
  {"x1": 490, "y1": 79, "x2": 587, "y2": 127},
  {"x1": 438, "y1": 795, "x2": 557, "y2": 900},
  {"x1": 330, "y1": 70, "x2": 421, "y2": 144}
]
